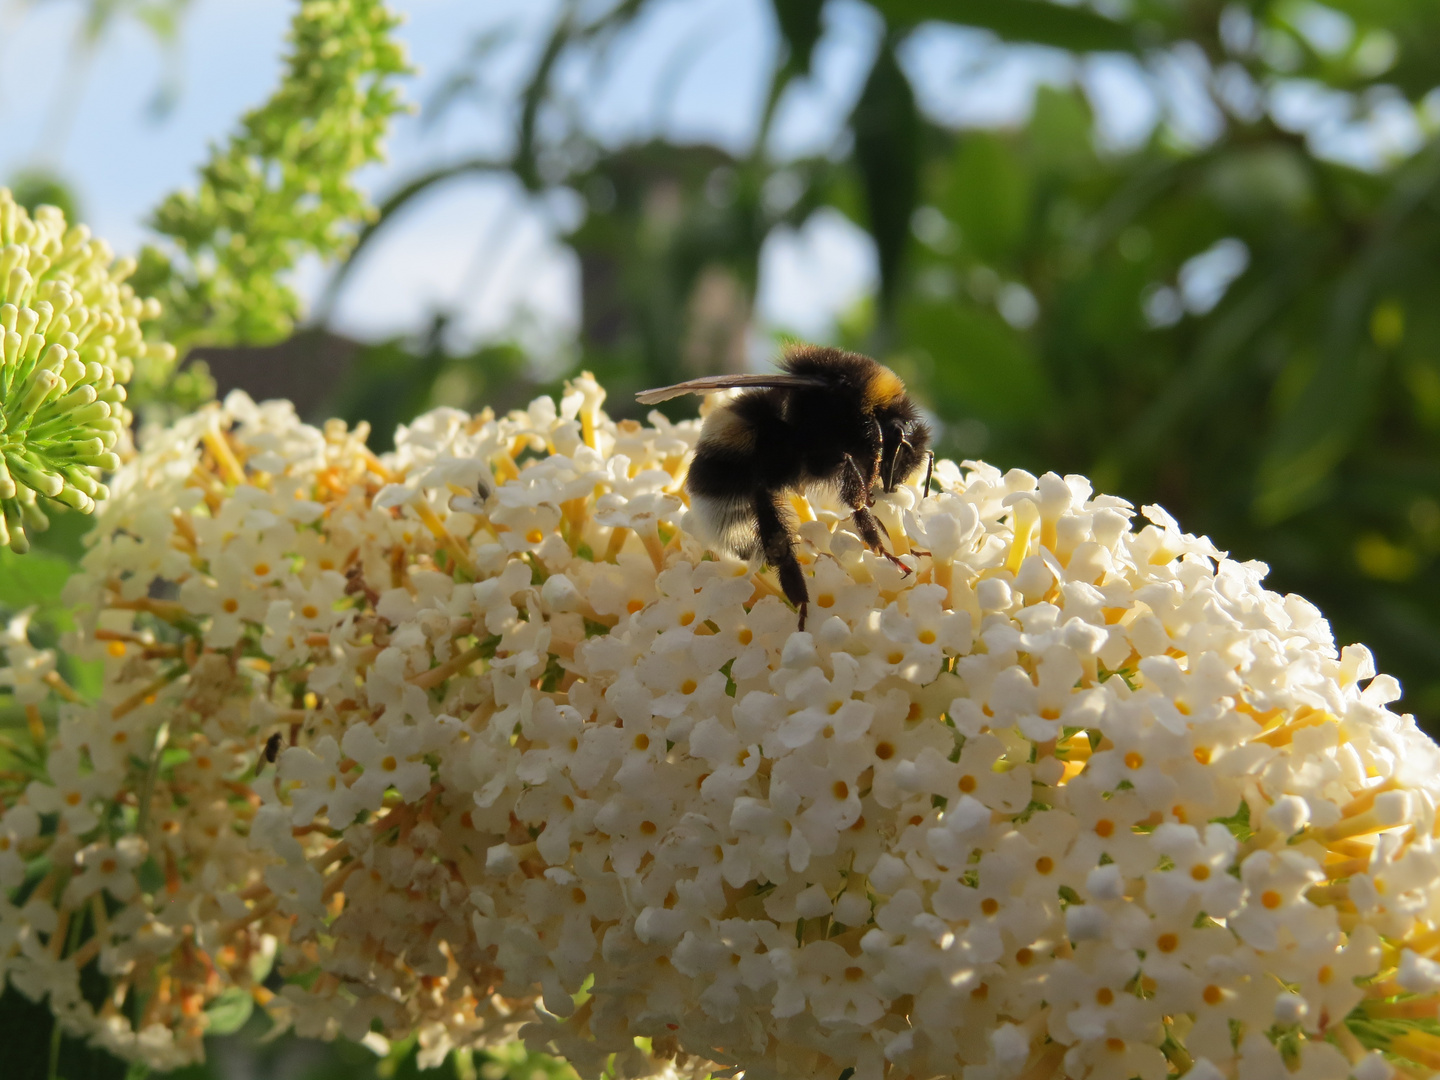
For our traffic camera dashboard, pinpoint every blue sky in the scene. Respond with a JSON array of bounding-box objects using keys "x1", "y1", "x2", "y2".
[{"x1": 0, "y1": 0, "x2": 1424, "y2": 360}]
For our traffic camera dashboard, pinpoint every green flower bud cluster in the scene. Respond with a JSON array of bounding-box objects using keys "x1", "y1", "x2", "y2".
[
  {"x1": 136, "y1": 0, "x2": 409, "y2": 359},
  {"x1": 0, "y1": 189, "x2": 170, "y2": 552}
]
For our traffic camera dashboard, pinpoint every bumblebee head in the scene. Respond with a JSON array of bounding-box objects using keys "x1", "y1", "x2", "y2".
[{"x1": 878, "y1": 404, "x2": 932, "y2": 494}]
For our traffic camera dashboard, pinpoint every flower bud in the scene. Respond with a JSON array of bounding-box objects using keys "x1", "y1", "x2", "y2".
[
  {"x1": 18, "y1": 368, "x2": 61, "y2": 416},
  {"x1": 0, "y1": 189, "x2": 156, "y2": 551},
  {"x1": 52, "y1": 485, "x2": 93, "y2": 512},
  {"x1": 5, "y1": 453, "x2": 62, "y2": 498},
  {"x1": 1273, "y1": 992, "x2": 1308, "y2": 1026}
]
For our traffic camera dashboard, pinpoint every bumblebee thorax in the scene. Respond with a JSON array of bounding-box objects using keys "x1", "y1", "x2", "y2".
[{"x1": 863, "y1": 365, "x2": 907, "y2": 410}]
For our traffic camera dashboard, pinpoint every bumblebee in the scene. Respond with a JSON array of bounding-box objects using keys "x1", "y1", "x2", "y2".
[{"x1": 637, "y1": 345, "x2": 933, "y2": 630}]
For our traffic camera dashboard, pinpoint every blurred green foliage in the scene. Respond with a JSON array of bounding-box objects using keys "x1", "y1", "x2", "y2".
[
  {"x1": 8, "y1": 0, "x2": 1440, "y2": 1074},
  {"x1": 895, "y1": 90, "x2": 1440, "y2": 719},
  {"x1": 8, "y1": 169, "x2": 83, "y2": 224},
  {"x1": 336, "y1": 0, "x2": 1440, "y2": 725}
]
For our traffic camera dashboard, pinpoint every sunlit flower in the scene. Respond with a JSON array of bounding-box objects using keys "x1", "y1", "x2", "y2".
[{"x1": 2, "y1": 377, "x2": 1440, "y2": 1080}]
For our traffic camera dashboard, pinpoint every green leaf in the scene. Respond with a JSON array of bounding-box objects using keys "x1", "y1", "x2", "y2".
[
  {"x1": 69, "y1": 657, "x2": 104, "y2": 702},
  {"x1": 1254, "y1": 270, "x2": 1376, "y2": 524},
  {"x1": 1027, "y1": 87, "x2": 1097, "y2": 172},
  {"x1": 904, "y1": 301, "x2": 1050, "y2": 423},
  {"x1": 944, "y1": 132, "x2": 1030, "y2": 264},
  {"x1": 1316, "y1": 0, "x2": 1440, "y2": 97},
  {"x1": 249, "y1": 936, "x2": 278, "y2": 985},
  {"x1": 872, "y1": 0, "x2": 1136, "y2": 53},
  {"x1": 135, "y1": 857, "x2": 166, "y2": 895},
  {"x1": 0, "y1": 548, "x2": 73, "y2": 613},
  {"x1": 1204, "y1": 146, "x2": 1316, "y2": 222},
  {"x1": 772, "y1": 0, "x2": 826, "y2": 77},
  {"x1": 1256, "y1": 142, "x2": 1440, "y2": 524},
  {"x1": 203, "y1": 986, "x2": 254, "y2": 1036},
  {"x1": 850, "y1": 40, "x2": 922, "y2": 315},
  {"x1": 1209, "y1": 800, "x2": 1255, "y2": 844},
  {"x1": 1115, "y1": 256, "x2": 1299, "y2": 467}
]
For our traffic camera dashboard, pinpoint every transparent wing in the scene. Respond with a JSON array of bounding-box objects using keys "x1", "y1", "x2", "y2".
[{"x1": 635, "y1": 373, "x2": 829, "y2": 405}]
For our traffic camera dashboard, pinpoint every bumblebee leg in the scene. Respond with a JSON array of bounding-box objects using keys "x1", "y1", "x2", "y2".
[
  {"x1": 842, "y1": 455, "x2": 913, "y2": 577},
  {"x1": 843, "y1": 451, "x2": 878, "y2": 508},
  {"x1": 755, "y1": 492, "x2": 808, "y2": 630}
]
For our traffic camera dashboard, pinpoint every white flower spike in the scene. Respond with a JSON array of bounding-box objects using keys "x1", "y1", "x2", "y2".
[{"x1": 1, "y1": 377, "x2": 1439, "y2": 1079}]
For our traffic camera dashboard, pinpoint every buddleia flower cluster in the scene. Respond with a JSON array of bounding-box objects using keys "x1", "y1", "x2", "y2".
[
  {"x1": 0, "y1": 189, "x2": 166, "y2": 552},
  {"x1": 4, "y1": 375, "x2": 1440, "y2": 1078}
]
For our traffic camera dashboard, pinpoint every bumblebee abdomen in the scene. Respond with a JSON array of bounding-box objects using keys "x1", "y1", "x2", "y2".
[
  {"x1": 693, "y1": 400, "x2": 757, "y2": 458},
  {"x1": 686, "y1": 394, "x2": 801, "y2": 556},
  {"x1": 691, "y1": 395, "x2": 800, "y2": 488}
]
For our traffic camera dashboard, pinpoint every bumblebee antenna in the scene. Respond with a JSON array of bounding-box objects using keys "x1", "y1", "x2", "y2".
[
  {"x1": 888, "y1": 439, "x2": 911, "y2": 492},
  {"x1": 922, "y1": 451, "x2": 935, "y2": 499}
]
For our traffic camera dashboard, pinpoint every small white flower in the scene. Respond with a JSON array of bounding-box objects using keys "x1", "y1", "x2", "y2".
[
  {"x1": 1398, "y1": 947, "x2": 1440, "y2": 992},
  {"x1": 340, "y1": 724, "x2": 436, "y2": 813},
  {"x1": 27, "y1": 748, "x2": 116, "y2": 835},
  {"x1": 63, "y1": 838, "x2": 146, "y2": 905},
  {"x1": 0, "y1": 806, "x2": 38, "y2": 890},
  {"x1": 0, "y1": 611, "x2": 56, "y2": 705}
]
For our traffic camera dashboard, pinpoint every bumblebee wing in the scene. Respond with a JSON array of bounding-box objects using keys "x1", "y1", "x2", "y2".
[{"x1": 635, "y1": 373, "x2": 829, "y2": 405}]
